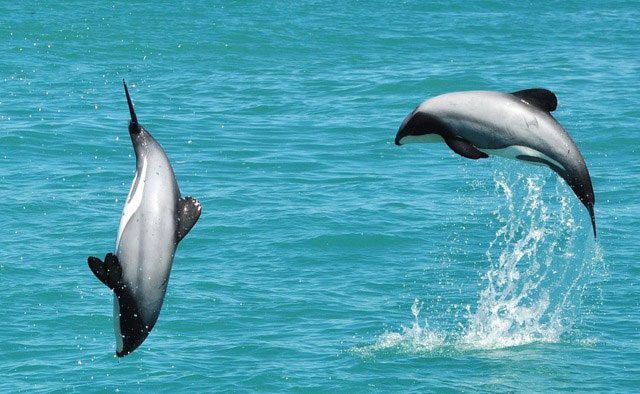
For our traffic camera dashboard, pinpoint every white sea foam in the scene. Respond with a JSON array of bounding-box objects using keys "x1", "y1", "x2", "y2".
[{"x1": 352, "y1": 299, "x2": 446, "y2": 356}]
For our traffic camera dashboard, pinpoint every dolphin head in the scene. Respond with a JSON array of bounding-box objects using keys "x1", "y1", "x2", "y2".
[
  {"x1": 395, "y1": 109, "x2": 448, "y2": 145},
  {"x1": 113, "y1": 288, "x2": 157, "y2": 357}
]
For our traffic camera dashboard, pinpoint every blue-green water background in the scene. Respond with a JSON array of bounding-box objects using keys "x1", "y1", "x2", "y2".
[{"x1": 2, "y1": 1, "x2": 639, "y2": 392}]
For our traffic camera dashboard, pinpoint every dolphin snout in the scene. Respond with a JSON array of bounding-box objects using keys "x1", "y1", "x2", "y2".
[{"x1": 394, "y1": 111, "x2": 418, "y2": 146}]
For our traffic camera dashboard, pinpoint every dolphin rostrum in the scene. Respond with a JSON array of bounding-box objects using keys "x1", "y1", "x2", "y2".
[
  {"x1": 395, "y1": 89, "x2": 596, "y2": 237},
  {"x1": 88, "y1": 80, "x2": 202, "y2": 357}
]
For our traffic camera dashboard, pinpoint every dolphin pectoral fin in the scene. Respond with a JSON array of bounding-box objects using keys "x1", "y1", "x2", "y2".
[
  {"x1": 87, "y1": 253, "x2": 122, "y2": 290},
  {"x1": 444, "y1": 137, "x2": 489, "y2": 160},
  {"x1": 88, "y1": 256, "x2": 109, "y2": 287},
  {"x1": 511, "y1": 89, "x2": 558, "y2": 112},
  {"x1": 177, "y1": 196, "x2": 202, "y2": 243}
]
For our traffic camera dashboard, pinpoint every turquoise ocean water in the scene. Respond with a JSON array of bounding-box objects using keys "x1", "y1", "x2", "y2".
[{"x1": 1, "y1": 1, "x2": 639, "y2": 391}]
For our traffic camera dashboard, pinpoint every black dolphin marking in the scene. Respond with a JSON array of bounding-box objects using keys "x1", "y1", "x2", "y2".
[
  {"x1": 114, "y1": 287, "x2": 150, "y2": 357},
  {"x1": 395, "y1": 111, "x2": 451, "y2": 146},
  {"x1": 395, "y1": 111, "x2": 488, "y2": 159},
  {"x1": 87, "y1": 253, "x2": 151, "y2": 357}
]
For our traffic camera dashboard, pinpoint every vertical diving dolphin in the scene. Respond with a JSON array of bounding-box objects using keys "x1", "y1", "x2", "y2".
[
  {"x1": 395, "y1": 89, "x2": 596, "y2": 237},
  {"x1": 88, "y1": 80, "x2": 202, "y2": 357}
]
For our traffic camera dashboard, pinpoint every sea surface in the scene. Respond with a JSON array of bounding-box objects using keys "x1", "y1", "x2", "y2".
[{"x1": 1, "y1": 1, "x2": 639, "y2": 392}]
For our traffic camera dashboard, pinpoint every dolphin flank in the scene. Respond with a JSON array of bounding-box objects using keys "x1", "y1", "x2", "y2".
[{"x1": 395, "y1": 88, "x2": 596, "y2": 237}]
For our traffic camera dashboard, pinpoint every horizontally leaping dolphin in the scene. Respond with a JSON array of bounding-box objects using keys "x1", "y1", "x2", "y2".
[
  {"x1": 88, "y1": 80, "x2": 202, "y2": 357},
  {"x1": 395, "y1": 89, "x2": 596, "y2": 237}
]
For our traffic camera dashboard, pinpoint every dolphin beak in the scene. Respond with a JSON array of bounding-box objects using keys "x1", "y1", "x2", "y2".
[{"x1": 123, "y1": 79, "x2": 141, "y2": 135}]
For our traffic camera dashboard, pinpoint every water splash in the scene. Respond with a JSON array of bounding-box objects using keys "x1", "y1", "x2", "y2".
[
  {"x1": 357, "y1": 167, "x2": 603, "y2": 355},
  {"x1": 460, "y1": 170, "x2": 582, "y2": 349},
  {"x1": 352, "y1": 299, "x2": 446, "y2": 356}
]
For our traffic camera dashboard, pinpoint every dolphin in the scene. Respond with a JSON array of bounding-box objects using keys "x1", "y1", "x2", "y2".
[
  {"x1": 395, "y1": 89, "x2": 596, "y2": 237},
  {"x1": 87, "y1": 80, "x2": 202, "y2": 357}
]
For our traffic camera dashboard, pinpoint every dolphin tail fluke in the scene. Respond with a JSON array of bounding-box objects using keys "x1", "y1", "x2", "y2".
[
  {"x1": 123, "y1": 79, "x2": 137, "y2": 123},
  {"x1": 123, "y1": 80, "x2": 142, "y2": 135},
  {"x1": 587, "y1": 203, "x2": 597, "y2": 238}
]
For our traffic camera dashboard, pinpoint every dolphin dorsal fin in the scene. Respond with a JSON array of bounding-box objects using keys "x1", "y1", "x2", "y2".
[
  {"x1": 176, "y1": 197, "x2": 202, "y2": 243},
  {"x1": 511, "y1": 88, "x2": 558, "y2": 112}
]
